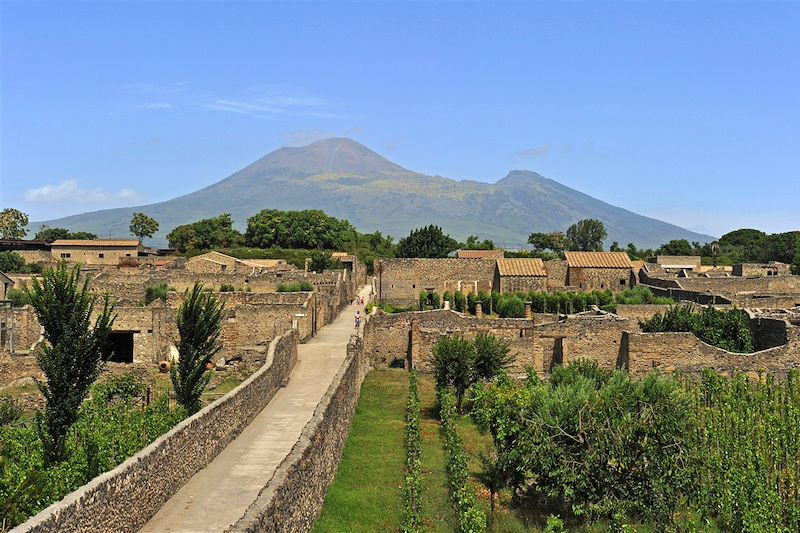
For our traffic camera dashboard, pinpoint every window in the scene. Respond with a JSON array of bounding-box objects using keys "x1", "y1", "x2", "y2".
[
  {"x1": 600, "y1": 283, "x2": 605, "y2": 289},
  {"x1": 125, "y1": 253, "x2": 131, "y2": 257},
  {"x1": 620, "y1": 279, "x2": 626, "y2": 286},
  {"x1": 412, "y1": 284, "x2": 415, "y2": 289},
  {"x1": 99, "y1": 253, "x2": 104, "y2": 258},
  {"x1": 60, "y1": 253, "x2": 71, "y2": 259}
]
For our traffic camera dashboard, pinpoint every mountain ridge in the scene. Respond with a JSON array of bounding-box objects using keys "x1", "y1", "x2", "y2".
[{"x1": 31, "y1": 138, "x2": 716, "y2": 248}]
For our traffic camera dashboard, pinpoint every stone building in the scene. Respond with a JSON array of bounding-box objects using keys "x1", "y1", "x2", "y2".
[
  {"x1": 733, "y1": 262, "x2": 792, "y2": 277},
  {"x1": 50, "y1": 239, "x2": 143, "y2": 266},
  {"x1": 375, "y1": 258, "x2": 496, "y2": 306},
  {"x1": 656, "y1": 256, "x2": 702, "y2": 271},
  {"x1": 186, "y1": 251, "x2": 289, "y2": 275},
  {"x1": 494, "y1": 258, "x2": 547, "y2": 293},
  {"x1": 455, "y1": 249, "x2": 504, "y2": 259},
  {"x1": 0, "y1": 272, "x2": 12, "y2": 300},
  {"x1": 565, "y1": 251, "x2": 635, "y2": 292}
]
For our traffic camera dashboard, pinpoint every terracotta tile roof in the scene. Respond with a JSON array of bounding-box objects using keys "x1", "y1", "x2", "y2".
[
  {"x1": 50, "y1": 239, "x2": 141, "y2": 247},
  {"x1": 496, "y1": 258, "x2": 547, "y2": 277},
  {"x1": 565, "y1": 251, "x2": 633, "y2": 269},
  {"x1": 237, "y1": 259, "x2": 286, "y2": 268},
  {"x1": 656, "y1": 255, "x2": 702, "y2": 268},
  {"x1": 631, "y1": 260, "x2": 645, "y2": 272},
  {"x1": 456, "y1": 249, "x2": 504, "y2": 259}
]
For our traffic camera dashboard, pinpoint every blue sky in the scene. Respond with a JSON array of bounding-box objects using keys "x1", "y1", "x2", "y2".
[{"x1": 1, "y1": 1, "x2": 798, "y2": 238}]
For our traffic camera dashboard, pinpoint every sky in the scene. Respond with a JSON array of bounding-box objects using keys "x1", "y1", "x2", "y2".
[{"x1": 1, "y1": 1, "x2": 798, "y2": 239}]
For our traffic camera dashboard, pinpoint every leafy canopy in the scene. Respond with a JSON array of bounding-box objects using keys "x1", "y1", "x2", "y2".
[
  {"x1": 34, "y1": 226, "x2": 97, "y2": 242},
  {"x1": 129, "y1": 212, "x2": 159, "y2": 240},
  {"x1": 396, "y1": 224, "x2": 458, "y2": 258},
  {"x1": 565, "y1": 218, "x2": 607, "y2": 251},
  {"x1": 0, "y1": 208, "x2": 28, "y2": 240},
  {"x1": 245, "y1": 209, "x2": 357, "y2": 250},
  {"x1": 167, "y1": 214, "x2": 244, "y2": 253}
]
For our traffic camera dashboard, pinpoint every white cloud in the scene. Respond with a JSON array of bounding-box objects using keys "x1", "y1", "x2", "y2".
[
  {"x1": 24, "y1": 180, "x2": 143, "y2": 205},
  {"x1": 206, "y1": 91, "x2": 325, "y2": 116}
]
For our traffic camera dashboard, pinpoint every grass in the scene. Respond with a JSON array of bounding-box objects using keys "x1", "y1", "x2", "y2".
[{"x1": 313, "y1": 369, "x2": 407, "y2": 532}]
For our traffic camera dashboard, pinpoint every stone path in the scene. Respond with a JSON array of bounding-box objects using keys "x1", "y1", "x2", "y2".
[{"x1": 139, "y1": 286, "x2": 370, "y2": 533}]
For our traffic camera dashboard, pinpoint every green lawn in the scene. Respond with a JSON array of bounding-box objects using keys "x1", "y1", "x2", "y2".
[{"x1": 313, "y1": 369, "x2": 407, "y2": 532}]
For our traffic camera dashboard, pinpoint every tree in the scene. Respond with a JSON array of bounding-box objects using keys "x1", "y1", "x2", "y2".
[
  {"x1": 0, "y1": 208, "x2": 29, "y2": 240},
  {"x1": 609, "y1": 241, "x2": 621, "y2": 252},
  {"x1": 528, "y1": 231, "x2": 567, "y2": 254},
  {"x1": 129, "y1": 212, "x2": 159, "y2": 240},
  {"x1": 307, "y1": 250, "x2": 341, "y2": 273},
  {"x1": 27, "y1": 263, "x2": 115, "y2": 464},
  {"x1": 430, "y1": 335, "x2": 476, "y2": 413},
  {"x1": 171, "y1": 282, "x2": 223, "y2": 414},
  {"x1": 166, "y1": 214, "x2": 244, "y2": 253},
  {"x1": 566, "y1": 218, "x2": 607, "y2": 251},
  {"x1": 245, "y1": 209, "x2": 357, "y2": 250},
  {"x1": 34, "y1": 225, "x2": 97, "y2": 242},
  {"x1": 396, "y1": 225, "x2": 458, "y2": 258},
  {"x1": 658, "y1": 239, "x2": 693, "y2": 256},
  {"x1": 473, "y1": 333, "x2": 513, "y2": 381},
  {"x1": 463, "y1": 235, "x2": 495, "y2": 250}
]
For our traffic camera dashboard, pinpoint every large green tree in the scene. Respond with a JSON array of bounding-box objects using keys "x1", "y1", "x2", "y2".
[
  {"x1": 171, "y1": 282, "x2": 223, "y2": 414},
  {"x1": 658, "y1": 239, "x2": 694, "y2": 256},
  {"x1": 245, "y1": 209, "x2": 357, "y2": 250},
  {"x1": 28, "y1": 263, "x2": 116, "y2": 464},
  {"x1": 34, "y1": 225, "x2": 97, "y2": 242},
  {"x1": 166, "y1": 214, "x2": 244, "y2": 253},
  {"x1": 0, "y1": 208, "x2": 28, "y2": 240},
  {"x1": 566, "y1": 218, "x2": 607, "y2": 251},
  {"x1": 528, "y1": 231, "x2": 567, "y2": 254},
  {"x1": 395, "y1": 225, "x2": 458, "y2": 258},
  {"x1": 129, "y1": 213, "x2": 160, "y2": 240}
]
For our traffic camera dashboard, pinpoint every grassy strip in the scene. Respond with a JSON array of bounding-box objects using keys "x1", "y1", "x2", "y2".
[
  {"x1": 402, "y1": 371, "x2": 422, "y2": 532},
  {"x1": 438, "y1": 388, "x2": 487, "y2": 533},
  {"x1": 313, "y1": 370, "x2": 406, "y2": 533}
]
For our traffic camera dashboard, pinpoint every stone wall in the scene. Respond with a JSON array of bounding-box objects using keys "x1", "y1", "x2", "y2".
[
  {"x1": 733, "y1": 263, "x2": 792, "y2": 277},
  {"x1": 568, "y1": 267, "x2": 634, "y2": 292},
  {"x1": 12, "y1": 329, "x2": 299, "y2": 533},
  {"x1": 376, "y1": 258, "x2": 496, "y2": 306},
  {"x1": 545, "y1": 260, "x2": 568, "y2": 288},
  {"x1": 0, "y1": 306, "x2": 42, "y2": 355},
  {"x1": 229, "y1": 335, "x2": 369, "y2": 533},
  {"x1": 614, "y1": 304, "x2": 674, "y2": 323},
  {"x1": 363, "y1": 311, "x2": 413, "y2": 367},
  {"x1": 495, "y1": 274, "x2": 547, "y2": 293}
]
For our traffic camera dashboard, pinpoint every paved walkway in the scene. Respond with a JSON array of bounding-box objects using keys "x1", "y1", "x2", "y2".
[{"x1": 140, "y1": 286, "x2": 371, "y2": 533}]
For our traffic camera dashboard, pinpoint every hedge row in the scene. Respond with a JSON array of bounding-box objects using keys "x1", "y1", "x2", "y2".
[
  {"x1": 437, "y1": 388, "x2": 487, "y2": 533},
  {"x1": 401, "y1": 371, "x2": 422, "y2": 532}
]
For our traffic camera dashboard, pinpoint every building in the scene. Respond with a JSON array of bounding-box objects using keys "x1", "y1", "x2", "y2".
[
  {"x1": 376, "y1": 258, "x2": 496, "y2": 305},
  {"x1": 733, "y1": 262, "x2": 792, "y2": 278},
  {"x1": 455, "y1": 249, "x2": 504, "y2": 259},
  {"x1": 656, "y1": 256, "x2": 702, "y2": 271},
  {"x1": 50, "y1": 239, "x2": 143, "y2": 266},
  {"x1": 494, "y1": 258, "x2": 547, "y2": 293},
  {"x1": 186, "y1": 251, "x2": 288, "y2": 274},
  {"x1": 0, "y1": 272, "x2": 12, "y2": 300},
  {"x1": 565, "y1": 251, "x2": 634, "y2": 292}
]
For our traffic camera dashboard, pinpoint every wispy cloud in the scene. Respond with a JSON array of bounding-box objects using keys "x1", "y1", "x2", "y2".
[
  {"x1": 513, "y1": 144, "x2": 552, "y2": 159},
  {"x1": 136, "y1": 102, "x2": 175, "y2": 109},
  {"x1": 24, "y1": 180, "x2": 143, "y2": 205},
  {"x1": 206, "y1": 89, "x2": 325, "y2": 117}
]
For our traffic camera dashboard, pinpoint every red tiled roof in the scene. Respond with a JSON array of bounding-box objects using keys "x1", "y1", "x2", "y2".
[
  {"x1": 496, "y1": 258, "x2": 547, "y2": 277},
  {"x1": 565, "y1": 251, "x2": 633, "y2": 269}
]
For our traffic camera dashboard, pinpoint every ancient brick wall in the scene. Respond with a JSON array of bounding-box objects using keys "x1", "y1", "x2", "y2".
[
  {"x1": 51, "y1": 246, "x2": 139, "y2": 266},
  {"x1": 14, "y1": 329, "x2": 299, "y2": 533},
  {"x1": 545, "y1": 260, "x2": 568, "y2": 288},
  {"x1": 0, "y1": 306, "x2": 42, "y2": 355},
  {"x1": 496, "y1": 275, "x2": 547, "y2": 293},
  {"x1": 363, "y1": 311, "x2": 414, "y2": 367},
  {"x1": 376, "y1": 259, "x2": 496, "y2": 306},
  {"x1": 614, "y1": 304, "x2": 674, "y2": 323},
  {"x1": 568, "y1": 267, "x2": 634, "y2": 292},
  {"x1": 733, "y1": 263, "x2": 792, "y2": 277}
]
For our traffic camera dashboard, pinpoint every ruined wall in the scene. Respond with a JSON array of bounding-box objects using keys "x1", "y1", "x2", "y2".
[
  {"x1": 676, "y1": 275, "x2": 800, "y2": 296},
  {"x1": 52, "y1": 246, "x2": 139, "y2": 266},
  {"x1": 0, "y1": 306, "x2": 41, "y2": 355},
  {"x1": 376, "y1": 259, "x2": 496, "y2": 306},
  {"x1": 362, "y1": 311, "x2": 413, "y2": 367},
  {"x1": 749, "y1": 317, "x2": 790, "y2": 351},
  {"x1": 545, "y1": 260, "x2": 568, "y2": 288},
  {"x1": 733, "y1": 263, "x2": 792, "y2": 277},
  {"x1": 13, "y1": 330, "x2": 299, "y2": 533},
  {"x1": 496, "y1": 275, "x2": 547, "y2": 294},
  {"x1": 568, "y1": 267, "x2": 634, "y2": 292},
  {"x1": 614, "y1": 304, "x2": 674, "y2": 323},
  {"x1": 229, "y1": 336, "x2": 369, "y2": 533}
]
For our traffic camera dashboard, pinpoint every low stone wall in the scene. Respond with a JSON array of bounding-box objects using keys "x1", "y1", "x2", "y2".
[
  {"x1": 12, "y1": 329, "x2": 299, "y2": 533},
  {"x1": 614, "y1": 304, "x2": 674, "y2": 323},
  {"x1": 229, "y1": 336, "x2": 369, "y2": 533}
]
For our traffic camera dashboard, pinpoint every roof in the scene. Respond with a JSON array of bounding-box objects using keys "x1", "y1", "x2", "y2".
[
  {"x1": 51, "y1": 239, "x2": 141, "y2": 247},
  {"x1": 631, "y1": 260, "x2": 646, "y2": 272},
  {"x1": 0, "y1": 272, "x2": 13, "y2": 285},
  {"x1": 565, "y1": 251, "x2": 633, "y2": 269},
  {"x1": 496, "y1": 258, "x2": 547, "y2": 277},
  {"x1": 456, "y1": 249, "x2": 504, "y2": 259},
  {"x1": 237, "y1": 259, "x2": 286, "y2": 268}
]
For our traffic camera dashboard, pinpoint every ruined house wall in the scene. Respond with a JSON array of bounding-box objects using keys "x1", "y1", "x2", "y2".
[
  {"x1": 362, "y1": 311, "x2": 414, "y2": 367},
  {"x1": 376, "y1": 259, "x2": 496, "y2": 306},
  {"x1": 0, "y1": 306, "x2": 41, "y2": 355},
  {"x1": 568, "y1": 267, "x2": 634, "y2": 292},
  {"x1": 614, "y1": 304, "x2": 674, "y2": 323},
  {"x1": 733, "y1": 263, "x2": 792, "y2": 277},
  {"x1": 51, "y1": 245, "x2": 139, "y2": 266},
  {"x1": 545, "y1": 260, "x2": 568, "y2": 288},
  {"x1": 496, "y1": 275, "x2": 547, "y2": 294}
]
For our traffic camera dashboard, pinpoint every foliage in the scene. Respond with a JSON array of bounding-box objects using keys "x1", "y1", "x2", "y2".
[
  {"x1": 0, "y1": 251, "x2": 41, "y2": 274},
  {"x1": 453, "y1": 291, "x2": 466, "y2": 313},
  {"x1": 437, "y1": 388, "x2": 487, "y2": 532},
  {"x1": 129, "y1": 212, "x2": 159, "y2": 240},
  {"x1": 640, "y1": 304, "x2": 754, "y2": 353},
  {"x1": 461, "y1": 235, "x2": 494, "y2": 250},
  {"x1": 365, "y1": 302, "x2": 375, "y2": 314},
  {"x1": 377, "y1": 303, "x2": 414, "y2": 314},
  {"x1": 614, "y1": 286, "x2": 673, "y2": 305},
  {"x1": 7, "y1": 287, "x2": 31, "y2": 307},
  {"x1": 144, "y1": 283, "x2": 169, "y2": 305},
  {"x1": 473, "y1": 332, "x2": 513, "y2": 381},
  {"x1": 28, "y1": 263, "x2": 115, "y2": 465},
  {"x1": 496, "y1": 294, "x2": 525, "y2": 318},
  {"x1": 471, "y1": 362, "x2": 697, "y2": 523},
  {"x1": 0, "y1": 208, "x2": 28, "y2": 240},
  {"x1": 566, "y1": 218, "x2": 607, "y2": 251},
  {"x1": 34, "y1": 226, "x2": 97, "y2": 241},
  {"x1": 658, "y1": 238, "x2": 694, "y2": 256},
  {"x1": 92, "y1": 374, "x2": 145, "y2": 403},
  {"x1": 418, "y1": 291, "x2": 427, "y2": 312},
  {"x1": 396, "y1": 225, "x2": 459, "y2": 258},
  {"x1": 171, "y1": 282, "x2": 223, "y2": 414},
  {"x1": 528, "y1": 231, "x2": 567, "y2": 255},
  {"x1": 308, "y1": 249, "x2": 342, "y2": 273},
  {"x1": 219, "y1": 283, "x2": 235, "y2": 292},
  {"x1": 431, "y1": 334, "x2": 513, "y2": 413},
  {"x1": 0, "y1": 377, "x2": 184, "y2": 528},
  {"x1": 0, "y1": 397, "x2": 22, "y2": 427},
  {"x1": 245, "y1": 209, "x2": 357, "y2": 250},
  {"x1": 167, "y1": 214, "x2": 244, "y2": 253},
  {"x1": 402, "y1": 371, "x2": 422, "y2": 533},
  {"x1": 276, "y1": 280, "x2": 314, "y2": 292}
]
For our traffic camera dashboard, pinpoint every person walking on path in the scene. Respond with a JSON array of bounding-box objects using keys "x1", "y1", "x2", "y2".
[{"x1": 354, "y1": 310, "x2": 361, "y2": 330}]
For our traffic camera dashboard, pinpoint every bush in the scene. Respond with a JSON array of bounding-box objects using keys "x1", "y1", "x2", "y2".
[
  {"x1": 144, "y1": 283, "x2": 169, "y2": 305},
  {"x1": 0, "y1": 397, "x2": 22, "y2": 426},
  {"x1": 92, "y1": 374, "x2": 145, "y2": 404},
  {"x1": 431, "y1": 292, "x2": 441, "y2": 309},
  {"x1": 7, "y1": 287, "x2": 30, "y2": 307},
  {"x1": 0, "y1": 252, "x2": 41, "y2": 274},
  {"x1": 453, "y1": 291, "x2": 466, "y2": 313},
  {"x1": 276, "y1": 280, "x2": 314, "y2": 292},
  {"x1": 496, "y1": 295, "x2": 525, "y2": 318},
  {"x1": 640, "y1": 305, "x2": 754, "y2": 353},
  {"x1": 219, "y1": 283, "x2": 235, "y2": 292},
  {"x1": 419, "y1": 291, "x2": 427, "y2": 311},
  {"x1": 431, "y1": 336, "x2": 476, "y2": 413},
  {"x1": 402, "y1": 371, "x2": 422, "y2": 532}
]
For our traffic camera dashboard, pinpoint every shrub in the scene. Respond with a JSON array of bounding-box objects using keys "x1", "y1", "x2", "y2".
[
  {"x1": 276, "y1": 280, "x2": 314, "y2": 292},
  {"x1": 431, "y1": 292, "x2": 441, "y2": 309},
  {"x1": 473, "y1": 332, "x2": 513, "y2": 381},
  {"x1": 219, "y1": 283, "x2": 235, "y2": 292},
  {"x1": 92, "y1": 374, "x2": 145, "y2": 403},
  {"x1": 453, "y1": 291, "x2": 466, "y2": 313},
  {"x1": 419, "y1": 291, "x2": 427, "y2": 311},
  {"x1": 0, "y1": 397, "x2": 22, "y2": 426},
  {"x1": 7, "y1": 286, "x2": 30, "y2": 307},
  {"x1": 401, "y1": 371, "x2": 422, "y2": 532},
  {"x1": 431, "y1": 336, "x2": 476, "y2": 413},
  {"x1": 640, "y1": 304, "x2": 754, "y2": 353},
  {"x1": 144, "y1": 283, "x2": 169, "y2": 305},
  {"x1": 496, "y1": 295, "x2": 525, "y2": 318}
]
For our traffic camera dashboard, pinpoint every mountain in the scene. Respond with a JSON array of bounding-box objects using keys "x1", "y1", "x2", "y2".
[{"x1": 31, "y1": 138, "x2": 716, "y2": 248}]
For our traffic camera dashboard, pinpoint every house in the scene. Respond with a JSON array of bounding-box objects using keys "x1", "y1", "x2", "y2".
[
  {"x1": 494, "y1": 258, "x2": 547, "y2": 293},
  {"x1": 733, "y1": 262, "x2": 792, "y2": 277},
  {"x1": 456, "y1": 249, "x2": 504, "y2": 259},
  {"x1": 565, "y1": 251, "x2": 634, "y2": 292},
  {"x1": 656, "y1": 256, "x2": 702, "y2": 271},
  {"x1": 186, "y1": 251, "x2": 289, "y2": 274},
  {"x1": 50, "y1": 239, "x2": 143, "y2": 266},
  {"x1": 0, "y1": 272, "x2": 12, "y2": 300}
]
